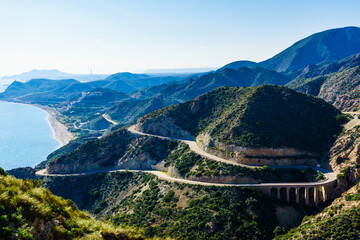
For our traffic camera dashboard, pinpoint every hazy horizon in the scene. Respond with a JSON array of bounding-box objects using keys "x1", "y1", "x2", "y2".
[{"x1": 0, "y1": 0, "x2": 359, "y2": 76}]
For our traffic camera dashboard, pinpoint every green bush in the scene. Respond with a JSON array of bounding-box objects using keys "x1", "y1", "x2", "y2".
[
  {"x1": 337, "y1": 174, "x2": 345, "y2": 180},
  {"x1": 0, "y1": 172, "x2": 146, "y2": 239},
  {"x1": 0, "y1": 167, "x2": 8, "y2": 176},
  {"x1": 335, "y1": 114, "x2": 350, "y2": 124}
]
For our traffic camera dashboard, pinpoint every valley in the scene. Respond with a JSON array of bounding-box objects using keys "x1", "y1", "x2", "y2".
[{"x1": 3, "y1": 25, "x2": 360, "y2": 239}]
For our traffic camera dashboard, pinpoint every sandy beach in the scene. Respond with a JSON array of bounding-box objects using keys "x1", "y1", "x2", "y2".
[{"x1": 32, "y1": 104, "x2": 73, "y2": 146}]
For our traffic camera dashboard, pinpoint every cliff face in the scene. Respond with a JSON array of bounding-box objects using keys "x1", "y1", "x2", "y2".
[
  {"x1": 137, "y1": 115, "x2": 194, "y2": 140},
  {"x1": 117, "y1": 136, "x2": 177, "y2": 169},
  {"x1": 196, "y1": 132, "x2": 318, "y2": 166}
]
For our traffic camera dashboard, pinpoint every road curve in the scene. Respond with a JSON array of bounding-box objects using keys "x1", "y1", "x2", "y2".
[
  {"x1": 127, "y1": 125, "x2": 337, "y2": 185},
  {"x1": 35, "y1": 167, "x2": 334, "y2": 188},
  {"x1": 35, "y1": 125, "x2": 337, "y2": 189}
]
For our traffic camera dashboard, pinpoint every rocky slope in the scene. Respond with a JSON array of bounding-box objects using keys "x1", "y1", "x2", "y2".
[
  {"x1": 288, "y1": 65, "x2": 360, "y2": 112},
  {"x1": 46, "y1": 128, "x2": 178, "y2": 174},
  {"x1": 137, "y1": 85, "x2": 343, "y2": 165},
  {"x1": 326, "y1": 124, "x2": 360, "y2": 196}
]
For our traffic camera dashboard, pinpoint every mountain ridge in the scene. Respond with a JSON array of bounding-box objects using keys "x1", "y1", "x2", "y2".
[
  {"x1": 221, "y1": 26, "x2": 360, "y2": 73},
  {"x1": 106, "y1": 67, "x2": 290, "y2": 124}
]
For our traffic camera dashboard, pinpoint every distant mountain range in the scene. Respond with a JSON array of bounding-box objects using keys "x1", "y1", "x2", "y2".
[
  {"x1": 2, "y1": 69, "x2": 110, "y2": 82},
  {"x1": 143, "y1": 67, "x2": 217, "y2": 74},
  {"x1": 0, "y1": 72, "x2": 199, "y2": 101},
  {"x1": 106, "y1": 66, "x2": 291, "y2": 124},
  {"x1": 2, "y1": 26, "x2": 360, "y2": 131}
]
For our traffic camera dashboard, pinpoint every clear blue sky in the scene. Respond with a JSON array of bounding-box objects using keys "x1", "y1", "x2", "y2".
[{"x1": 0, "y1": 0, "x2": 359, "y2": 75}]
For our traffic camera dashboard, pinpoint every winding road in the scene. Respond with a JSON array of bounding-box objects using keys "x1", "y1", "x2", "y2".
[{"x1": 36, "y1": 125, "x2": 337, "y2": 189}]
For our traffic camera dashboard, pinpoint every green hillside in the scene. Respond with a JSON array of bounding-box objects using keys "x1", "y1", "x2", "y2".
[
  {"x1": 43, "y1": 171, "x2": 283, "y2": 240},
  {"x1": 139, "y1": 85, "x2": 343, "y2": 155},
  {"x1": 0, "y1": 169, "x2": 146, "y2": 240}
]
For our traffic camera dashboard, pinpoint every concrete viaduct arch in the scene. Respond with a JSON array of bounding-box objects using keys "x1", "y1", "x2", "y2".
[{"x1": 253, "y1": 181, "x2": 334, "y2": 205}]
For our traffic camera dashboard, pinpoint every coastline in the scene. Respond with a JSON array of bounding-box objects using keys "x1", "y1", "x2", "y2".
[
  {"x1": 36, "y1": 105, "x2": 73, "y2": 146},
  {"x1": 0, "y1": 99, "x2": 73, "y2": 147}
]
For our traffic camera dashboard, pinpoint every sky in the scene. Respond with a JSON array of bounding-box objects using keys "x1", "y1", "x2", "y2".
[{"x1": 0, "y1": 0, "x2": 359, "y2": 75}]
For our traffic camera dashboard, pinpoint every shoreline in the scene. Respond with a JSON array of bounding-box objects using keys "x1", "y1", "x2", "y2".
[
  {"x1": 33, "y1": 104, "x2": 73, "y2": 146},
  {"x1": 0, "y1": 99, "x2": 73, "y2": 146}
]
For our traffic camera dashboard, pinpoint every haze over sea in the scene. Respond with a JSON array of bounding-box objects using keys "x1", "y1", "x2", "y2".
[{"x1": 0, "y1": 100, "x2": 60, "y2": 170}]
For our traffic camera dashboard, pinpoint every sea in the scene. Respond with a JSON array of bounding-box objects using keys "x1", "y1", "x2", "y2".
[{"x1": 0, "y1": 79, "x2": 60, "y2": 170}]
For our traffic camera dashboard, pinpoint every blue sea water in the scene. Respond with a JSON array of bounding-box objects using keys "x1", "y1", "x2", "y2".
[{"x1": 0, "y1": 101, "x2": 60, "y2": 170}]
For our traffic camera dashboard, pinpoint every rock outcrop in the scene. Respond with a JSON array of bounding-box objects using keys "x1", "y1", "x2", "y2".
[
  {"x1": 328, "y1": 126, "x2": 360, "y2": 196},
  {"x1": 137, "y1": 115, "x2": 194, "y2": 140},
  {"x1": 46, "y1": 128, "x2": 178, "y2": 174},
  {"x1": 196, "y1": 132, "x2": 318, "y2": 166},
  {"x1": 46, "y1": 129, "x2": 135, "y2": 174},
  {"x1": 117, "y1": 136, "x2": 176, "y2": 169}
]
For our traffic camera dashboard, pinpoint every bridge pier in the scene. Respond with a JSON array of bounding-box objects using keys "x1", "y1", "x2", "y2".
[
  {"x1": 296, "y1": 188, "x2": 300, "y2": 204},
  {"x1": 287, "y1": 187, "x2": 290, "y2": 202},
  {"x1": 314, "y1": 187, "x2": 319, "y2": 205},
  {"x1": 305, "y1": 188, "x2": 310, "y2": 205}
]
